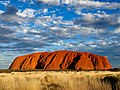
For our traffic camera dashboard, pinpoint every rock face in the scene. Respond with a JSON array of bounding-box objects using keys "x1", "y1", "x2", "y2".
[{"x1": 9, "y1": 50, "x2": 112, "y2": 70}]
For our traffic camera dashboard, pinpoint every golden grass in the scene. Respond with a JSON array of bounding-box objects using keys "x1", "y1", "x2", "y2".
[{"x1": 0, "y1": 71, "x2": 119, "y2": 90}]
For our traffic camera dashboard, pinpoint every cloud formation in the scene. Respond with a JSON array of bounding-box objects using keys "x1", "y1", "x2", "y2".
[{"x1": 74, "y1": 13, "x2": 120, "y2": 29}]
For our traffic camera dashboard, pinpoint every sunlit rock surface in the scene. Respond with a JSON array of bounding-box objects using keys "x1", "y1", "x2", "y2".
[{"x1": 9, "y1": 50, "x2": 112, "y2": 70}]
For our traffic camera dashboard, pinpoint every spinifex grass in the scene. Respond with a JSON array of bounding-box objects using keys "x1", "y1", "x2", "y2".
[{"x1": 0, "y1": 71, "x2": 119, "y2": 90}]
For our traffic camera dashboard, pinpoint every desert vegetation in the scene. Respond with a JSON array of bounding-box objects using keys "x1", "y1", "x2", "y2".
[{"x1": 0, "y1": 71, "x2": 119, "y2": 90}]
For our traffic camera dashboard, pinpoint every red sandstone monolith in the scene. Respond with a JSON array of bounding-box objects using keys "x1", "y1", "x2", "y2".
[{"x1": 9, "y1": 50, "x2": 112, "y2": 70}]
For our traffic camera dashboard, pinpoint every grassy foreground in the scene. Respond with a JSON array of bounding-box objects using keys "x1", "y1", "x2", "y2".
[{"x1": 0, "y1": 71, "x2": 119, "y2": 90}]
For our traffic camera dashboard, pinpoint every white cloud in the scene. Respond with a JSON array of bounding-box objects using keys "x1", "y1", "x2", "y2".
[
  {"x1": 37, "y1": 0, "x2": 120, "y2": 9},
  {"x1": 0, "y1": 10, "x2": 4, "y2": 14},
  {"x1": 53, "y1": 40, "x2": 64, "y2": 45},
  {"x1": 35, "y1": 16, "x2": 52, "y2": 26},
  {"x1": 78, "y1": 43, "x2": 86, "y2": 47},
  {"x1": 38, "y1": 0, "x2": 60, "y2": 5},
  {"x1": 17, "y1": 8, "x2": 36, "y2": 18},
  {"x1": 0, "y1": 5, "x2": 27, "y2": 24},
  {"x1": 43, "y1": 8, "x2": 48, "y2": 13},
  {"x1": 74, "y1": 12, "x2": 120, "y2": 30},
  {"x1": 114, "y1": 28, "x2": 120, "y2": 34},
  {"x1": 34, "y1": 15, "x2": 64, "y2": 27},
  {"x1": 75, "y1": 10, "x2": 81, "y2": 15},
  {"x1": 82, "y1": 13, "x2": 95, "y2": 22},
  {"x1": 0, "y1": 14, "x2": 26, "y2": 24},
  {"x1": 77, "y1": 1, "x2": 120, "y2": 9},
  {"x1": 0, "y1": 1, "x2": 10, "y2": 5},
  {"x1": 61, "y1": 0, "x2": 75, "y2": 4},
  {"x1": 90, "y1": 44, "x2": 98, "y2": 48}
]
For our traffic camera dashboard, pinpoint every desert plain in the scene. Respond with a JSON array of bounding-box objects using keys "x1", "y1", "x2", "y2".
[{"x1": 0, "y1": 70, "x2": 120, "y2": 90}]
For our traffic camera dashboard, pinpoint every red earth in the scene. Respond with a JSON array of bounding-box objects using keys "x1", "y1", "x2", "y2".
[{"x1": 9, "y1": 50, "x2": 112, "y2": 70}]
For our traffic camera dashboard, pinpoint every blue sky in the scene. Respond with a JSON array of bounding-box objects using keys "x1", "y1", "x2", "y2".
[{"x1": 0, "y1": 0, "x2": 120, "y2": 68}]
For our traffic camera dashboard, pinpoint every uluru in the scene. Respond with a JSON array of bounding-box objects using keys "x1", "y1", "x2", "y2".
[{"x1": 9, "y1": 50, "x2": 112, "y2": 70}]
